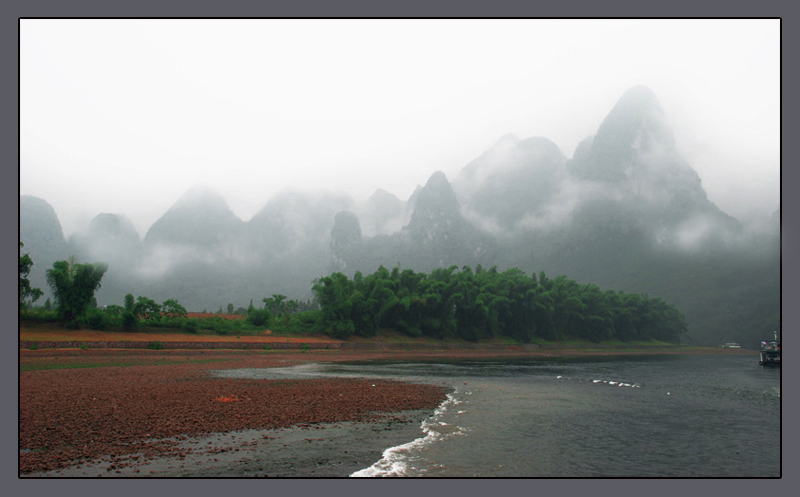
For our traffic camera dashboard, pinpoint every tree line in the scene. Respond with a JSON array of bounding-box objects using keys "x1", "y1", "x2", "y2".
[
  {"x1": 20, "y1": 243, "x2": 687, "y2": 343},
  {"x1": 313, "y1": 265, "x2": 688, "y2": 342},
  {"x1": 19, "y1": 243, "x2": 311, "y2": 334}
]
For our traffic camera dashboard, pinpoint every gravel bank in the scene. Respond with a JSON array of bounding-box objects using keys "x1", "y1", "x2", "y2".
[{"x1": 19, "y1": 352, "x2": 446, "y2": 476}]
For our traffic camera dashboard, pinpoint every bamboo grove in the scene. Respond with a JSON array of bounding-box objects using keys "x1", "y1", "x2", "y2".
[{"x1": 312, "y1": 265, "x2": 688, "y2": 343}]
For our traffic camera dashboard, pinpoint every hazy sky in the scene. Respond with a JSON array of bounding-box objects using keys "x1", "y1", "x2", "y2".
[{"x1": 20, "y1": 19, "x2": 780, "y2": 238}]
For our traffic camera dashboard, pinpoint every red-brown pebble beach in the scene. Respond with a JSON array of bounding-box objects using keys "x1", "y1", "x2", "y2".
[
  {"x1": 19, "y1": 351, "x2": 447, "y2": 475},
  {"x1": 20, "y1": 343, "x2": 740, "y2": 475}
]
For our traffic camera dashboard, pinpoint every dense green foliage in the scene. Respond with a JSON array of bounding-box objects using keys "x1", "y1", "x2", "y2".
[
  {"x1": 19, "y1": 243, "x2": 44, "y2": 310},
  {"x1": 246, "y1": 307, "x2": 272, "y2": 328},
  {"x1": 313, "y1": 265, "x2": 688, "y2": 343},
  {"x1": 46, "y1": 258, "x2": 108, "y2": 327},
  {"x1": 23, "y1": 257, "x2": 687, "y2": 345}
]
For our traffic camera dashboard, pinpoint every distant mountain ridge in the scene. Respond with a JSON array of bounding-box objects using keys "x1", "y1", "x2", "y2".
[
  {"x1": 20, "y1": 195, "x2": 70, "y2": 298},
  {"x1": 19, "y1": 86, "x2": 779, "y2": 346}
]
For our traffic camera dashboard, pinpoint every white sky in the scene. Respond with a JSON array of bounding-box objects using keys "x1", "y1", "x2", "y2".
[{"x1": 20, "y1": 19, "x2": 780, "y2": 238}]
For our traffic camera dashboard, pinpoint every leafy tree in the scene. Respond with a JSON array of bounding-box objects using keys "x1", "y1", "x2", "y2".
[
  {"x1": 104, "y1": 304, "x2": 125, "y2": 319},
  {"x1": 124, "y1": 294, "x2": 135, "y2": 313},
  {"x1": 312, "y1": 273, "x2": 356, "y2": 339},
  {"x1": 134, "y1": 296, "x2": 162, "y2": 322},
  {"x1": 162, "y1": 299, "x2": 188, "y2": 320},
  {"x1": 19, "y1": 242, "x2": 43, "y2": 310},
  {"x1": 264, "y1": 294, "x2": 302, "y2": 326},
  {"x1": 46, "y1": 258, "x2": 108, "y2": 326},
  {"x1": 263, "y1": 294, "x2": 287, "y2": 314},
  {"x1": 122, "y1": 294, "x2": 138, "y2": 330}
]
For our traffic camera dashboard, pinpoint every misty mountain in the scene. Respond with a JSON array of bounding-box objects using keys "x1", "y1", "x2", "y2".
[
  {"x1": 454, "y1": 134, "x2": 567, "y2": 231},
  {"x1": 468, "y1": 86, "x2": 778, "y2": 347},
  {"x1": 70, "y1": 213, "x2": 141, "y2": 260},
  {"x1": 566, "y1": 86, "x2": 741, "y2": 245},
  {"x1": 244, "y1": 190, "x2": 352, "y2": 259},
  {"x1": 19, "y1": 86, "x2": 779, "y2": 347},
  {"x1": 20, "y1": 195, "x2": 69, "y2": 298},
  {"x1": 403, "y1": 171, "x2": 494, "y2": 268},
  {"x1": 143, "y1": 185, "x2": 245, "y2": 260},
  {"x1": 20, "y1": 195, "x2": 68, "y2": 256},
  {"x1": 331, "y1": 171, "x2": 496, "y2": 274},
  {"x1": 68, "y1": 213, "x2": 143, "y2": 304},
  {"x1": 354, "y1": 188, "x2": 406, "y2": 237},
  {"x1": 330, "y1": 210, "x2": 363, "y2": 272},
  {"x1": 130, "y1": 188, "x2": 354, "y2": 307}
]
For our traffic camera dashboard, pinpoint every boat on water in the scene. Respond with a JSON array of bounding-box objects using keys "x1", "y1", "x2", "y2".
[{"x1": 759, "y1": 332, "x2": 780, "y2": 366}]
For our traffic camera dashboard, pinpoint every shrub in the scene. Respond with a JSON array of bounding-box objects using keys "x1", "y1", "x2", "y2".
[
  {"x1": 19, "y1": 309, "x2": 59, "y2": 323},
  {"x1": 147, "y1": 341, "x2": 164, "y2": 350},
  {"x1": 247, "y1": 308, "x2": 272, "y2": 328},
  {"x1": 283, "y1": 310, "x2": 322, "y2": 334},
  {"x1": 209, "y1": 317, "x2": 233, "y2": 336},
  {"x1": 326, "y1": 320, "x2": 355, "y2": 340},
  {"x1": 122, "y1": 312, "x2": 139, "y2": 331},
  {"x1": 182, "y1": 319, "x2": 199, "y2": 333},
  {"x1": 85, "y1": 307, "x2": 109, "y2": 330},
  {"x1": 158, "y1": 318, "x2": 183, "y2": 329},
  {"x1": 66, "y1": 318, "x2": 84, "y2": 330}
]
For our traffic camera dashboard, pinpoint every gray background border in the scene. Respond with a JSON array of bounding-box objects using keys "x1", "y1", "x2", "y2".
[{"x1": 6, "y1": 1, "x2": 792, "y2": 494}]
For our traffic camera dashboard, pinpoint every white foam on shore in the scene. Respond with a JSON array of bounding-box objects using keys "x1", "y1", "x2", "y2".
[
  {"x1": 350, "y1": 392, "x2": 466, "y2": 477},
  {"x1": 591, "y1": 378, "x2": 641, "y2": 388}
]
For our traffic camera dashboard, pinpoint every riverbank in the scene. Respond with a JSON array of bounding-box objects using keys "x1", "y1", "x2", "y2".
[
  {"x1": 19, "y1": 343, "x2": 751, "y2": 477},
  {"x1": 20, "y1": 323, "x2": 753, "y2": 353},
  {"x1": 19, "y1": 349, "x2": 448, "y2": 476}
]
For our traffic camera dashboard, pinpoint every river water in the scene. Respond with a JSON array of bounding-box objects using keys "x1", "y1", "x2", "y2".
[{"x1": 230, "y1": 354, "x2": 780, "y2": 477}]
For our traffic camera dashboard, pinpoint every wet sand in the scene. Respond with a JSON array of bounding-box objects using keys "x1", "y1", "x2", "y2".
[{"x1": 26, "y1": 412, "x2": 433, "y2": 478}]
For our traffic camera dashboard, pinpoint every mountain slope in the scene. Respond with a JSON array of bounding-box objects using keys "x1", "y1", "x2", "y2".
[
  {"x1": 20, "y1": 195, "x2": 70, "y2": 299},
  {"x1": 144, "y1": 185, "x2": 244, "y2": 250},
  {"x1": 455, "y1": 134, "x2": 567, "y2": 231}
]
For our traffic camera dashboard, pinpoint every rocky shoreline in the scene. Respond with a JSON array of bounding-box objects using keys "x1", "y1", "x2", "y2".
[
  {"x1": 19, "y1": 350, "x2": 447, "y2": 476},
  {"x1": 19, "y1": 345, "x2": 750, "y2": 477}
]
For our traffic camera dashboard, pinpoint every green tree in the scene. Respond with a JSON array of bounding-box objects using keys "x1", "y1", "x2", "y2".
[
  {"x1": 162, "y1": 299, "x2": 188, "y2": 320},
  {"x1": 124, "y1": 293, "x2": 135, "y2": 313},
  {"x1": 46, "y1": 258, "x2": 108, "y2": 326},
  {"x1": 19, "y1": 242, "x2": 43, "y2": 310},
  {"x1": 263, "y1": 294, "x2": 287, "y2": 314},
  {"x1": 134, "y1": 296, "x2": 161, "y2": 322},
  {"x1": 312, "y1": 273, "x2": 356, "y2": 339},
  {"x1": 309, "y1": 265, "x2": 687, "y2": 344},
  {"x1": 122, "y1": 293, "x2": 138, "y2": 330}
]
